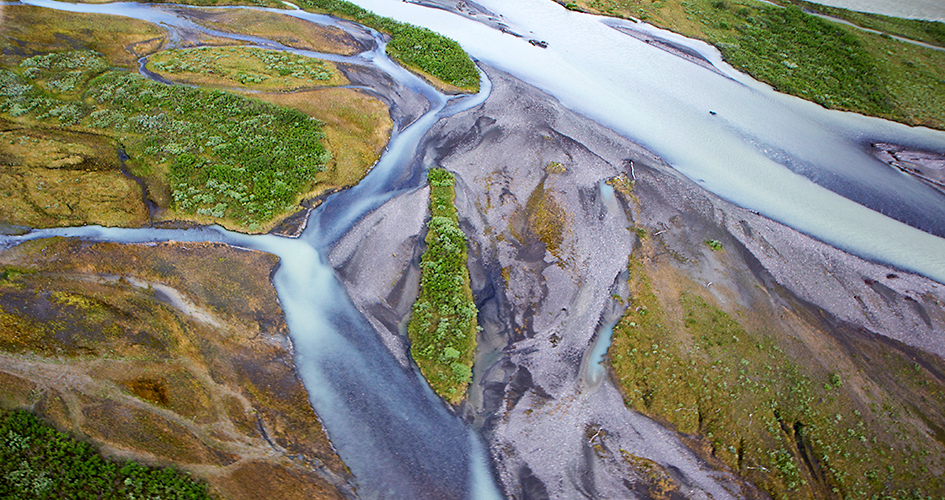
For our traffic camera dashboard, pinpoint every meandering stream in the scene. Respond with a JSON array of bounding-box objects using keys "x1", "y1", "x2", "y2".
[
  {"x1": 4, "y1": 0, "x2": 945, "y2": 498},
  {"x1": 6, "y1": 1, "x2": 502, "y2": 497}
]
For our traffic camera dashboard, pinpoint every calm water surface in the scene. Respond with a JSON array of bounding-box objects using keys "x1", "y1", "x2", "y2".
[
  {"x1": 351, "y1": 0, "x2": 945, "y2": 284},
  {"x1": 804, "y1": 0, "x2": 945, "y2": 21}
]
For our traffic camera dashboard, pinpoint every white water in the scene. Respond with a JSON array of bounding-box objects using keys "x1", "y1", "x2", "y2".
[
  {"x1": 804, "y1": 0, "x2": 945, "y2": 21},
  {"x1": 349, "y1": 0, "x2": 945, "y2": 284}
]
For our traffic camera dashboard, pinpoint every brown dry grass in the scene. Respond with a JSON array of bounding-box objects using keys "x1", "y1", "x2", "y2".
[
  {"x1": 0, "y1": 239, "x2": 349, "y2": 499},
  {"x1": 188, "y1": 8, "x2": 362, "y2": 55},
  {"x1": 0, "y1": 123, "x2": 150, "y2": 228},
  {"x1": 0, "y1": 5, "x2": 166, "y2": 68},
  {"x1": 252, "y1": 88, "x2": 392, "y2": 195}
]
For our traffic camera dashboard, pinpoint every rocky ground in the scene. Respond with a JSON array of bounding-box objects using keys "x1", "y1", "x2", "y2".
[{"x1": 335, "y1": 65, "x2": 945, "y2": 499}]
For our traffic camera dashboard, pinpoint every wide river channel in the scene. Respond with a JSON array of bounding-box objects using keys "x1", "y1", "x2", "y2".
[{"x1": 4, "y1": 0, "x2": 945, "y2": 498}]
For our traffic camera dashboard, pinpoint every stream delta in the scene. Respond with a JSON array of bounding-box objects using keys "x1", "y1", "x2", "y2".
[
  {"x1": 5, "y1": 1, "x2": 502, "y2": 497},
  {"x1": 3, "y1": 0, "x2": 945, "y2": 498}
]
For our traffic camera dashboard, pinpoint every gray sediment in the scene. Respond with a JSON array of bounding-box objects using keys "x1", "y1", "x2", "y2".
[{"x1": 330, "y1": 63, "x2": 945, "y2": 498}]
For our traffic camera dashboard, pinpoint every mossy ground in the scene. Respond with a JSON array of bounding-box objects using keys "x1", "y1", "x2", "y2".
[
  {"x1": 0, "y1": 5, "x2": 391, "y2": 233},
  {"x1": 0, "y1": 238, "x2": 349, "y2": 500},
  {"x1": 608, "y1": 235, "x2": 945, "y2": 499},
  {"x1": 0, "y1": 5, "x2": 167, "y2": 69},
  {"x1": 571, "y1": 0, "x2": 945, "y2": 129},
  {"x1": 509, "y1": 178, "x2": 571, "y2": 263},
  {"x1": 0, "y1": 122, "x2": 149, "y2": 228}
]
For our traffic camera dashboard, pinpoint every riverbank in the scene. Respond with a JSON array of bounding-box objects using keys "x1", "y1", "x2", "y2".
[
  {"x1": 0, "y1": 239, "x2": 354, "y2": 499},
  {"x1": 565, "y1": 0, "x2": 945, "y2": 130}
]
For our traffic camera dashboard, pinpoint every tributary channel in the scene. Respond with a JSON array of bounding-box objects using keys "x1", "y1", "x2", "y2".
[
  {"x1": 4, "y1": 0, "x2": 945, "y2": 498},
  {"x1": 5, "y1": 0, "x2": 502, "y2": 497}
]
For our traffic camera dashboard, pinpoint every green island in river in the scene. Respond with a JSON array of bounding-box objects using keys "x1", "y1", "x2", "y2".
[{"x1": 1, "y1": 0, "x2": 945, "y2": 499}]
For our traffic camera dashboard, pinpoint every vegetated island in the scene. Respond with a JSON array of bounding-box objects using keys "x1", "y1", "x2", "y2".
[
  {"x1": 0, "y1": 4, "x2": 391, "y2": 233},
  {"x1": 408, "y1": 168, "x2": 479, "y2": 404},
  {"x1": 294, "y1": 0, "x2": 481, "y2": 93},
  {"x1": 564, "y1": 0, "x2": 945, "y2": 129},
  {"x1": 67, "y1": 0, "x2": 481, "y2": 94}
]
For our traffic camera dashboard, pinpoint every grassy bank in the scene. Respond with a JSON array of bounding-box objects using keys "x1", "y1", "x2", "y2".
[
  {"x1": 1, "y1": 5, "x2": 391, "y2": 232},
  {"x1": 571, "y1": 0, "x2": 945, "y2": 129},
  {"x1": 408, "y1": 169, "x2": 478, "y2": 404},
  {"x1": 0, "y1": 410, "x2": 209, "y2": 499},
  {"x1": 609, "y1": 249, "x2": 945, "y2": 499},
  {"x1": 0, "y1": 238, "x2": 350, "y2": 500},
  {"x1": 785, "y1": 0, "x2": 945, "y2": 48},
  {"x1": 292, "y1": 0, "x2": 480, "y2": 92}
]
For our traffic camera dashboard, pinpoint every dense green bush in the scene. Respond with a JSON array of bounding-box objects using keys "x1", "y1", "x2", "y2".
[
  {"x1": 787, "y1": 0, "x2": 945, "y2": 47},
  {"x1": 721, "y1": 6, "x2": 892, "y2": 114},
  {"x1": 0, "y1": 410, "x2": 209, "y2": 499},
  {"x1": 149, "y1": 46, "x2": 335, "y2": 84},
  {"x1": 0, "y1": 50, "x2": 330, "y2": 227},
  {"x1": 408, "y1": 168, "x2": 478, "y2": 403},
  {"x1": 294, "y1": 0, "x2": 479, "y2": 91},
  {"x1": 584, "y1": 0, "x2": 945, "y2": 127}
]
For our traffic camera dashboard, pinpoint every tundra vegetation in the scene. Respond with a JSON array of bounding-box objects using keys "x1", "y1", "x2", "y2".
[
  {"x1": 0, "y1": 238, "x2": 350, "y2": 500},
  {"x1": 291, "y1": 0, "x2": 481, "y2": 92},
  {"x1": 147, "y1": 46, "x2": 347, "y2": 90},
  {"x1": 185, "y1": 8, "x2": 364, "y2": 54},
  {"x1": 570, "y1": 0, "x2": 945, "y2": 129},
  {"x1": 408, "y1": 169, "x2": 478, "y2": 404},
  {"x1": 609, "y1": 249, "x2": 945, "y2": 499},
  {"x1": 0, "y1": 410, "x2": 209, "y2": 500},
  {"x1": 0, "y1": 49, "x2": 331, "y2": 230},
  {"x1": 66, "y1": 0, "x2": 480, "y2": 92},
  {"x1": 0, "y1": 5, "x2": 390, "y2": 232}
]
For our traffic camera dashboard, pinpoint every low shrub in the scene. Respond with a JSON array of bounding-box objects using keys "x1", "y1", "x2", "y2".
[
  {"x1": 294, "y1": 0, "x2": 479, "y2": 91},
  {"x1": 408, "y1": 168, "x2": 478, "y2": 404},
  {"x1": 0, "y1": 409, "x2": 209, "y2": 499}
]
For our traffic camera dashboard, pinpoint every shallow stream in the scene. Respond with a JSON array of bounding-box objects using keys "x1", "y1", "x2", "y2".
[
  {"x1": 6, "y1": 1, "x2": 502, "y2": 497},
  {"x1": 4, "y1": 0, "x2": 945, "y2": 498}
]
